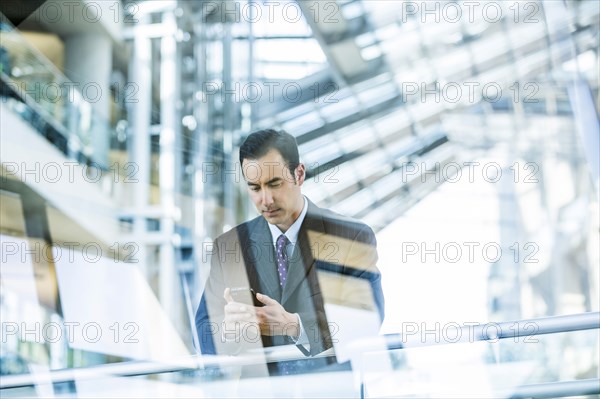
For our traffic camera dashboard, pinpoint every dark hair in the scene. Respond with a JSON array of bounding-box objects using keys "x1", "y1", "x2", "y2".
[{"x1": 239, "y1": 129, "x2": 300, "y2": 178}]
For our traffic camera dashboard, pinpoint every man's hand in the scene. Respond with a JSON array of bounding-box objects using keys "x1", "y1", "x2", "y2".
[
  {"x1": 222, "y1": 288, "x2": 258, "y2": 342},
  {"x1": 255, "y1": 293, "x2": 300, "y2": 338},
  {"x1": 222, "y1": 289, "x2": 299, "y2": 339}
]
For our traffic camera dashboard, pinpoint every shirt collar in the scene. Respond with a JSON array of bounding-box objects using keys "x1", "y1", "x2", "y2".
[{"x1": 267, "y1": 196, "x2": 308, "y2": 246}]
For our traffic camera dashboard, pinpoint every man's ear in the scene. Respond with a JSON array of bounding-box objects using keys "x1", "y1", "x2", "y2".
[{"x1": 296, "y1": 163, "x2": 306, "y2": 185}]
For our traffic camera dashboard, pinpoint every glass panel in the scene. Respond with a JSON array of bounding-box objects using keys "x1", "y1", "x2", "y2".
[
  {"x1": 255, "y1": 39, "x2": 325, "y2": 63},
  {"x1": 319, "y1": 94, "x2": 359, "y2": 122},
  {"x1": 281, "y1": 109, "x2": 324, "y2": 136},
  {"x1": 361, "y1": 329, "x2": 599, "y2": 398},
  {"x1": 1, "y1": 0, "x2": 599, "y2": 397},
  {"x1": 0, "y1": 15, "x2": 126, "y2": 168}
]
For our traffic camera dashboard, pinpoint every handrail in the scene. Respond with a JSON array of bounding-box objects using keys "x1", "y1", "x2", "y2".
[
  {"x1": 0, "y1": 346, "x2": 335, "y2": 389},
  {"x1": 351, "y1": 311, "x2": 600, "y2": 353},
  {"x1": 396, "y1": 379, "x2": 600, "y2": 399},
  {"x1": 491, "y1": 379, "x2": 600, "y2": 399},
  {"x1": 353, "y1": 312, "x2": 600, "y2": 399},
  {"x1": 0, "y1": 312, "x2": 598, "y2": 389}
]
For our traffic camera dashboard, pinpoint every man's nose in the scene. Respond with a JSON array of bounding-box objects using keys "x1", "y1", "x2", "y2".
[{"x1": 262, "y1": 188, "x2": 274, "y2": 206}]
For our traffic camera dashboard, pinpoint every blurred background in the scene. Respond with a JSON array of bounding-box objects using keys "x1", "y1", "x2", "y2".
[{"x1": 0, "y1": 0, "x2": 598, "y2": 397}]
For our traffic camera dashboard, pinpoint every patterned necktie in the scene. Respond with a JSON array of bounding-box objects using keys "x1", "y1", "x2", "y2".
[{"x1": 276, "y1": 234, "x2": 289, "y2": 288}]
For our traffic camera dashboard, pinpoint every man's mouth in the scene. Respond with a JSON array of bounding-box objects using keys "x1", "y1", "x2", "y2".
[{"x1": 263, "y1": 208, "x2": 280, "y2": 216}]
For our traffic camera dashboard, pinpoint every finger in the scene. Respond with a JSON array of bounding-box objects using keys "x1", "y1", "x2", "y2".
[
  {"x1": 224, "y1": 287, "x2": 233, "y2": 303},
  {"x1": 254, "y1": 308, "x2": 266, "y2": 323},
  {"x1": 225, "y1": 302, "x2": 249, "y2": 314},
  {"x1": 256, "y1": 292, "x2": 277, "y2": 306}
]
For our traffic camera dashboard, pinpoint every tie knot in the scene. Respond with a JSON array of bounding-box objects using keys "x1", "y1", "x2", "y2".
[{"x1": 277, "y1": 234, "x2": 289, "y2": 248}]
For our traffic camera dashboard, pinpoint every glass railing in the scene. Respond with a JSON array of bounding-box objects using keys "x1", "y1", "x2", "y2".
[
  {"x1": 354, "y1": 312, "x2": 600, "y2": 398},
  {"x1": 0, "y1": 12, "x2": 126, "y2": 169},
  {"x1": 0, "y1": 312, "x2": 597, "y2": 398},
  {"x1": 358, "y1": 329, "x2": 599, "y2": 398}
]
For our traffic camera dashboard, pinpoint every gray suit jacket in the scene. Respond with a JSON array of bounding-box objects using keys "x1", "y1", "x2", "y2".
[{"x1": 195, "y1": 199, "x2": 384, "y2": 357}]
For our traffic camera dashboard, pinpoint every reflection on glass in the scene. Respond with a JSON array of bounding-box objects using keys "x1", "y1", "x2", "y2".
[
  {"x1": 195, "y1": 130, "x2": 384, "y2": 379},
  {"x1": 0, "y1": 14, "x2": 127, "y2": 168},
  {"x1": 360, "y1": 329, "x2": 599, "y2": 398},
  {"x1": 0, "y1": 0, "x2": 598, "y2": 397}
]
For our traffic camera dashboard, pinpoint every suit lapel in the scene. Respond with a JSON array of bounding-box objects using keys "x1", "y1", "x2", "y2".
[{"x1": 281, "y1": 200, "x2": 326, "y2": 304}]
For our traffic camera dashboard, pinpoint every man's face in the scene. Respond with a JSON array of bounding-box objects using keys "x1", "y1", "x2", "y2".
[{"x1": 242, "y1": 149, "x2": 305, "y2": 232}]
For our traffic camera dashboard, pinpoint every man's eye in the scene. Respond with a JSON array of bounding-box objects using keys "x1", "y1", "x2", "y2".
[
  {"x1": 250, "y1": 186, "x2": 260, "y2": 192},
  {"x1": 270, "y1": 182, "x2": 281, "y2": 188}
]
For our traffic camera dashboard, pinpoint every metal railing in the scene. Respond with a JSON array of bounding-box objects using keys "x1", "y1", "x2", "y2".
[
  {"x1": 350, "y1": 310, "x2": 600, "y2": 352},
  {"x1": 0, "y1": 12, "x2": 127, "y2": 169},
  {"x1": 351, "y1": 312, "x2": 600, "y2": 399},
  {"x1": 1, "y1": 311, "x2": 598, "y2": 398}
]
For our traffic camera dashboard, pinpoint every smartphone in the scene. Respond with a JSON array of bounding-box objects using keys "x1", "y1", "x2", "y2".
[{"x1": 230, "y1": 287, "x2": 262, "y2": 307}]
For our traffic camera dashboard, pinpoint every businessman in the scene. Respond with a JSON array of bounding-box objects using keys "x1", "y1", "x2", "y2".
[{"x1": 195, "y1": 129, "x2": 384, "y2": 366}]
